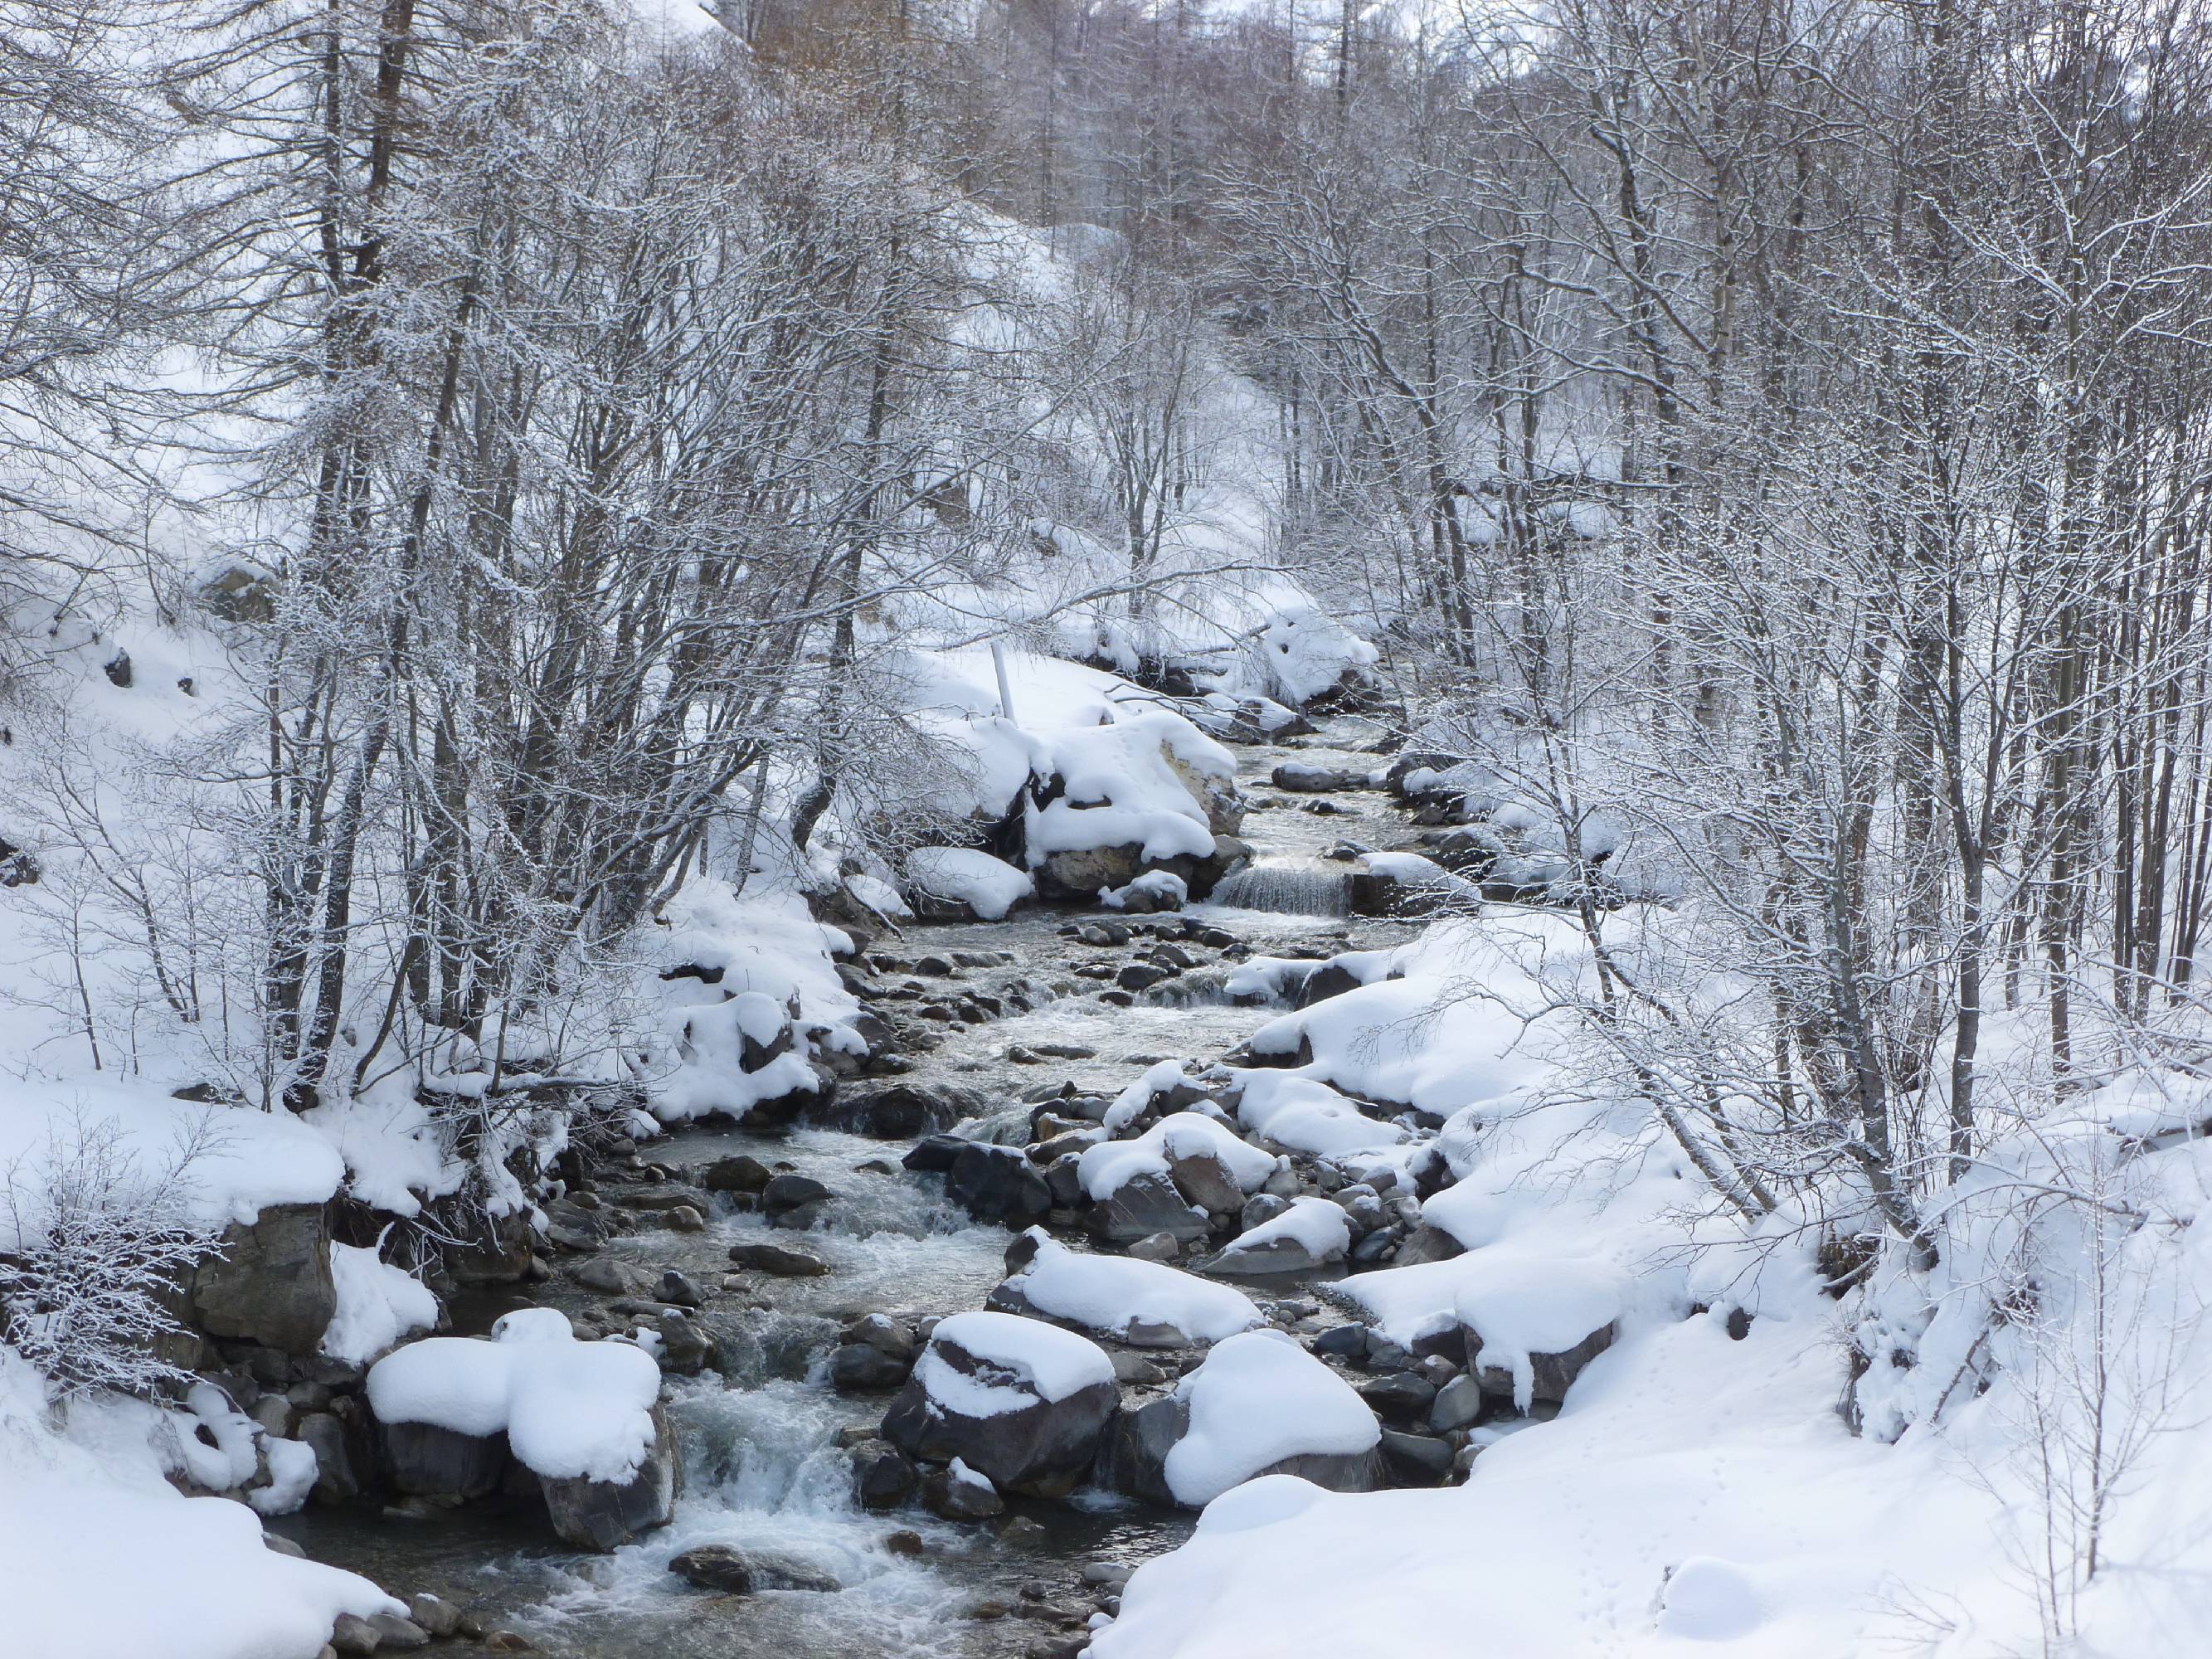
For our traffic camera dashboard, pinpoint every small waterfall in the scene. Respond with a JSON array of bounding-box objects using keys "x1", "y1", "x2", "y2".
[{"x1": 1208, "y1": 862, "x2": 1354, "y2": 917}]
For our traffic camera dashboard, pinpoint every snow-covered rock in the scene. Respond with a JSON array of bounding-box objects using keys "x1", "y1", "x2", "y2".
[
  {"x1": 1194, "y1": 1196, "x2": 1351, "y2": 1277},
  {"x1": 1101, "y1": 1331, "x2": 1382, "y2": 1508},
  {"x1": 1026, "y1": 710, "x2": 1247, "y2": 898},
  {"x1": 1078, "y1": 1112, "x2": 1277, "y2": 1215},
  {"x1": 879, "y1": 1310, "x2": 1119, "y2": 1496},
  {"x1": 989, "y1": 1229, "x2": 1263, "y2": 1345},
  {"x1": 905, "y1": 846, "x2": 1034, "y2": 921}
]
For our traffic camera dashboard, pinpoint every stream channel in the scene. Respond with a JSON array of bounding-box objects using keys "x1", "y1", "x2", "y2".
[{"x1": 272, "y1": 719, "x2": 1426, "y2": 1657}]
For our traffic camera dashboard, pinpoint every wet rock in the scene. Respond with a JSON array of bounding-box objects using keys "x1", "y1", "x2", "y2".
[
  {"x1": 669, "y1": 1545, "x2": 842, "y2": 1594},
  {"x1": 852, "y1": 1439, "x2": 918, "y2": 1509},
  {"x1": 999, "y1": 1515, "x2": 1049, "y2": 1549},
  {"x1": 329, "y1": 1613, "x2": 382, "y2": 1655},
  {"x1": 368, "y1": 1613, "x2": 430, "y2": 1651},
  {"x1": 762, "y1": 1173, "x2": 832, "y2": 1215},
  {"x1": 656, "y1": 1311, "x2": 711, "y2": 1375},
  {"x1": 922, "y1": 1459, "x2": 1005, "y2": 1520},
  {"x1": 901, "y1": 1134, "x2": 967, "y2": 1175},
  {"x1": 655, "y1": 1270, "x2": 705, "y2": 1308},
  {"x1": 1087, "y1": 1170, "x2": 1208, "y2": 1244},
  {"x1": 539, "y1": 1404, "x2": 678, "y2": 1551},
  {"x1": 883, "y1": 1528, "x2": 926, "y2": 1556},
  {"x1": 830, "y1": 1343, "x2": 912, "y2": 1391},
  {"x1": 1116, "y1": 963, "x2": 1170, "y2": 992},
  {"x1": 726, "y1": 1241, "x2": 829, "y2": 1277},
  {"x1": 1357, "y1": 1371, "x2": 1437, "y2": 1425},
  {"x1": 946, "y1": 1141, "x2": 1051, "y2": 1228},
  {"x1": 379, "y1": 1418, "x2": 512, "y2": 1500},
  {"x1": 843, "y1": 1313, "x2": 917, "y2": 1360},
  {"x1": 700, "y1": 1154, "x2": 774, "y2": 1194},
  {"x1": 407, "y1": 1594, "x2": 461, "y2": 1637}
]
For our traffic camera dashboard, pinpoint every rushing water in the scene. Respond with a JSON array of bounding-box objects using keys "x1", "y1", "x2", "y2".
[{"x1": 275, "y1": 718, "x2": 1417, "y2": 1657}]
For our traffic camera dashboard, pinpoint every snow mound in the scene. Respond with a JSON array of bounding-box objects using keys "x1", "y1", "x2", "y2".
[
  {"x1": 1164, "y1": 1331, "x2": 1379, "y2": 1506},
  {"x1": 1456, "y1": 1254, "x2": 1624, "y2": 1411},
  {"x1": 907, "y1": 846, "x2": 1034, "y2": 920},
  {"x1": 1234, "y1": 1073, "x2": 1407, "y2": 1160},
  {"x1": 365, "y1": 1307, "x2": 661, "y2": 1482},
  {"x1": 914, "y1": 1311, "x2": 1116, "y2": 1418},
  {"x1": 1248, "y1": 605, "x2": 1378, "y2": 706},
  {"x1": 1001, "y1": 1230, "x2": 1262, "y2": 1344},
  {"x1": 1078, "y1": 1112, "x2": 1277, "y2": 1202},
  {"x1": 300, "y1": 1095, "x2": 462, "y2": 1219},
  {"x1": 1025, "y1": 710, "x2": 1235, "y2": 867},
  {"x1": 321, "y1": 1244, "x2": 440, "y2": 1365},
  {"x1": 1208, "y1": 1196, "x2": 1351, "y2": 1268}
]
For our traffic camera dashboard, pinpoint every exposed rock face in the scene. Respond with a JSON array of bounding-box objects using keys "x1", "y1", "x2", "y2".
[
  {"x1": 1392, "y1": 1223, "x2": 1467, "y2": 1267},
  {"x1": 879, "y1": 1327, "x2": 1119, "y2": 1497},
  {"x1": 539, "y1": 1405, "x2": 679, "y2": 1551},
  {"x1": 1087, "y1": 1170, "x2": 1209, "y2": 1243},
  {"x1": 190, "y1": 1202, "x2": 338, "y2": 1355},
  {"x1": 379, "y1": 1419, "x2": 513, "y2": 1500},
  {"x1": 945, "y1": 1142, "x2": 1051, "y2": 1228}
]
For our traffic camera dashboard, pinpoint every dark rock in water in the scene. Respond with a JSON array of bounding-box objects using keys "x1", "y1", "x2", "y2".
[
  {"x1": 921, "y1": 1462, "x2": 1006, "y2": 1520},
  {"x1": 946, "y1": 1142, "x2": 1051, "y2": 1228},
  {"x1": 1271, "y1": 762, "x2": 1370, "y2": 793},
  {"x1": 1116, "y1": 963, "x2": 1170, "y2": 992},
  {"x1": 540, "y1": 1404, "x2": 678, "y2": 1551},
  {"x1": 669, "y1": 1545, "x2": 843, "y2": 1594},
  {"x1": 540, "y1": 1196, "x2": 610, "y2": 1254},
  {"x1": 700, "y1": 1154, "x2": 773, "y2": 1194},
  {"x1": 842, "y1": 1313, "x2": 916, "y2": 1360},
  {"x1": 656, "y1": 1311, "x2": 711, "y2": 1375},
  {"x1": 829, "y1": 1343, "x2": 912, "y2": 1391},
  {"x1": 902, "y1": 1134, "x2": 968, "y2": 1174},
  {"x1": 882, "y1": 1528, "x2": 926, "y2": 1556},
  {"x1": 190, "y1": 1203, "x2": 337, "y2": 1355},
  {"x1": 727, "y1": 1241, "x2": 829, "y2": 1277},
  {"x1": 379, "y1": 1418, "x2": 512, "y2": 1500},
  {"x1": 852, "y1": 1439, "x2": 918, "y2": 1509},
  {"x1": 655, "y1": 1270, "x2": 705, "y2": 1307},
  {"x1": 1378, "y1": 1429, "x2": 1454, "y2": 1483},
  {"x1": 1088, "y1": 1171, "x2": 1208, "y2": 1243},
  {"x1": 822, "y1": 1081, "x2": 988, "y2": 1139},
  {"x1": 762, "y1": 1173, "x2": 832, "y2": 1214},
  {"x1": 1358, "y1": 1370, "x2": 1438, "y2": 1424},
  {"x1": 406, "y1": 1593, "x2": 461, "y2": 1637},
  {"x1": 881, "y1": 1326, "x2": 1118, "y2": 1497}
]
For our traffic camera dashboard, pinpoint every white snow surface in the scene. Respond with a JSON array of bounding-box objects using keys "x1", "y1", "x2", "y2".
[
  {"x1": 1232, "y1": 1072, "x2": 1408, "y2": 1160},
  {"x1": 1207, "y1": 1196, "x2": 1351, "y2": 1267},
  {"x1": 1162, "y1": 1330, "x2": 1379, "y2": 1507},
  {"x1": 364, "y1": 1308, "x2": 661, "y2": 1483},
  {"x1": 0, "y1": 1350, "x2": 397, "y2": 1659},
  {"x1": 320, "y1": 1244, "x2": 440, "y2": 1365},
  {"x1": 1077, "y1": 1112, "x2": 1277, "y2": 1203},
  {"x1": 907, "y1": 846, "x2": 1034, "y2": 920},
  {"x1": 0, "y1": 1079, "x2": 343, "y2": 1249},
  {"x1": 913, "y1": 1311, "x2": 1115, "y2": 1419},
  {"x1": 1001, "y1": 1230, "x2": 1262, "y2": 1344}
]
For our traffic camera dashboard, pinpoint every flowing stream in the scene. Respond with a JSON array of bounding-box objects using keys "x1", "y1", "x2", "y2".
[{"x1": 272, "y1": 721, "x2": 1422, "y2": 1657}]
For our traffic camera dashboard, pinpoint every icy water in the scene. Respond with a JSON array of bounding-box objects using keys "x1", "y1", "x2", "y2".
[{"x1": 275, "y1": 719, "x2": 1420, "y2": 1658}]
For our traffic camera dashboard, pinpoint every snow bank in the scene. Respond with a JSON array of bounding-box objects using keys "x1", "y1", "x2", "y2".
[
  {"x1": 365, "y1": 1308, "x2": 661, "y2": 1482},
  {"x1": 907, "y1": 846, "x2": 1034, "y2": 920},
  {"x1": 320, "y1": 1244, "x2": 440, "y2": 1365},
  {"x1": 1247, "y1": 606, "x2": 1378, "y2": 706},
  {"x1": 300, "y1": 1094, "x2": 462, "y2": 1219},
  {"x1": 0, "y1": 1350, "x2": 396, "y2": 1659},
  {"x1": 1162, "y1": 1331, "x2": 1378, "y2": 1508},
  {"x1": 0, "y1": 1080, "x2": 343, "y2": 1249},
  {"x1": 914, "y1": 1311, "x2": 1116, "y2": 1418},
  {"x1": 1078, "y1": 1112, "x2": 1277, "y2": 1203},
  {"x1": 1001, "y1": 1230, "x2": 1262, "y2": 1344}
]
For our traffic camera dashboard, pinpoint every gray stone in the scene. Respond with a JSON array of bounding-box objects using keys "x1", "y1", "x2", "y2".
[
  {"x1": 1469, "y1": 1318, "x2": 1616, "y2": 1408},
  {"x1": 762, "y1": 1174, "x2": 833, "y2": 1216},
  {"x1": 656, "y1": 1311, "x2": 711, "y2": 1375},
  {"x1": 1378, "y1": 1429, "x2": 1454, "y2": 1483},
  {"x1": 1166, "y1": 1151, "x2": 1247, "y2": 1216},
  {"x1": 1357, "y1": 1371, "x2": 1437, "y2": 1425},
  {"x1": 655, "y1": 1270, "x2": 706, "y2": 1308},
  {"x1": 263, "y1": 1531, "x2": 305, "y2": 1558},
  {"x1": 190, "y1": 1202, "x2": 337, "y2": 1355},
  {"x1": 727, "y1": 1241, "x2": 829, "y2": 1277},
  {"x1": 852, "y1": 1439, "x2": 917, "y2": 1509},
  {"x1": 296, "y1": 1412, "x2": 359, "y2": 1504},
  {"x1": 841, "y1": 1313, "x2": 916, "y2": 1360},
  {"x1": 572, "y1": 1258, "x2": 646, "y2": 1296},
  {"x1": 669, "y1": 1545, "x2": 843, "y2": 1594},
  {"x1": 378, "y1": 1418, "x2": 511, "y2": 1500},
  {"x1": 329, "y1": 1613, "x2": 381, "y2": 1655},
  {"x1": 921, "y1": 1462, "x2": 1004, "y2": 1520},
  {"x1": 946, "y1": 1142, "x2": 1051, "y2": 1228},
  {"x1": 700, "y1": 1154, "x2": 774, "y2": 1194},
  {"x1": 1238, "y1": 1194, "x2": 1291, "y2": 1233},
  {"x1": 538, "y1": 1405, "x2": 678, "y2": 1551},
  {"x1": 1429, "y1": 1373, "x2": 1485, "y2": 1432},
  {"x1": 829, "y1": 1343, "x2": 912, "y2": 1391},
  {"x1": 1087, "y1": 1171, "x2": 1208, "y2": 1244},
  {"x1": 407, "y1": 1594, "x2": 461, "y2": 1637},
  {"x1": 368, "y1": 1613, "x2": 430, "y2": 1651},
  {"x1": 1125, "y1": 1231, "x2": 1180, "y2": 1263}
]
